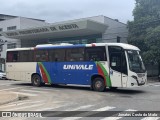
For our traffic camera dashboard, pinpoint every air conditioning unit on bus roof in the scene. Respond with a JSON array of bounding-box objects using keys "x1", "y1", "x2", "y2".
[{"x1": 36, "y1": 43, "x2": 73, "y2": 47}]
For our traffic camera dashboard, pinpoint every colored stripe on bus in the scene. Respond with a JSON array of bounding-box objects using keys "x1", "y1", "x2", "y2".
[
  {"x1": 38, "y1": 62, "x2": 51, "y2": 84},
  {"x1": 96, "y1": 62, "x2": 112, "y2": 87}
]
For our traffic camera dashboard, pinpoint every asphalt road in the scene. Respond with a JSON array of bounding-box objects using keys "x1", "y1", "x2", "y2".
[{"x1": 0, "y1": 79, "x2": 160, "y2": 120}]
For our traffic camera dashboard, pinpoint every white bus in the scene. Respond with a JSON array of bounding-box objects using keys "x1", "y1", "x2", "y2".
[{"x1": 6, "y1": 43, "x2": 147, "y2": 92}]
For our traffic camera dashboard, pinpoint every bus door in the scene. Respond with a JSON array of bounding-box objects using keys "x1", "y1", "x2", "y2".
[{"x1": 109, "y1": 46, "x2": 128, "y2": 87}]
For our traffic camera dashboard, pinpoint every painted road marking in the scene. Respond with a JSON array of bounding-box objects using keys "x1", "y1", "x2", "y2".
[
  {"x1": 12, "y1": 92, "x2": 38, "y2": 96},
  {"x1": 0, "y1": 87, "x2": 25, "y2": 91},
  {"x1": 35, "y1": 104, "x2": 69, "y2": 111},
  {"x1": 0, "y1": 100, "x2": 43, "y2": 109},
  {"x1": 6, "y1": 103, "x2": 44, "y2": 111},
  {"x1": 60, "y1": 106, "x2": 115, "y2": 120},
  {"x1": 20, "y1": 89, "x2": 47, "y2": 93},
  {"x1": 65, "y1": 105, "x2": 94, "y2": 111}
]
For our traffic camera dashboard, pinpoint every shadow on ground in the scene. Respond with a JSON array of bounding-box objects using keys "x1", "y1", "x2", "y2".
[{"x1": 12, "y1": 82, "x2": 146, "y2": 95}]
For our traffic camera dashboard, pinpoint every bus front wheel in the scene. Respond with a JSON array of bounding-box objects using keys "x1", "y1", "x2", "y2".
[
  {"x1": 92, "y1": 77, "x2": 105, "y2": 92},
  {"x1": 31, "y1": 74, "x2": 42, "y2": 87}
]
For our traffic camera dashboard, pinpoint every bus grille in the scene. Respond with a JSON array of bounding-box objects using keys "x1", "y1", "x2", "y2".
[{"x1": 137, "y1": 73, "x2": 145, "y2": 78}]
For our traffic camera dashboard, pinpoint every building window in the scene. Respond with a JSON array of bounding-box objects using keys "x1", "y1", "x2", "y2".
[
  {"x1": 7, "y1": 26, "x2": 17, "y2": 31},
  {"x1": 0, "y1": 28, "x2": 3, "y2": 32},
  {"x1": 7, "y1": 43, "x2": 16, "y2": 49}
]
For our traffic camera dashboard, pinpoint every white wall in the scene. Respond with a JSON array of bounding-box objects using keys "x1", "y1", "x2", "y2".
[
  {"x1": 102, "y1": 16, "x2": 128, "y2": 43},
  {"x1": 0, "y1": 17, "x2": 21, "y2": 31},
  {"x1": 86, "y1": 15, "x2": 128, "y2": 43}
]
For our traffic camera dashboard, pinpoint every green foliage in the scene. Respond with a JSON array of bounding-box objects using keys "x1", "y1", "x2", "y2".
[{"x1": 128, "y1": 0, "x2": 160, "y2": 64}]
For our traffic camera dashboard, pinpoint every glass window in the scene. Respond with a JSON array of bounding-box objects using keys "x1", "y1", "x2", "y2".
[
  {"x1": 19, "y1": 50, "x2": 34, "y2": 62},
  {"x1": 35, "y1": 50, "x2": 48, "y2": 62},
  {"x1": 108, "y1": 46, "x2": 122, "y2": 53},
  {"x1": 127, "y1": 50, "x2": 146, "y2": 73},
  {"x1": 6, "y1": 51, "x2": 19, "y2": 62},
  {"x1": 110, "y1": 53, "x2": 121, "y2": 72},
  {"x1": 85, "y1": 46, "x2": 107, "y2": 61},
  {"x1": 49, "y1": 49, "x2": 65, "y2": 61},
  {"x1": 66, "y1": 48, "x2": 84, "y2": 61},
  {"x1": 108, "y1": 46, "x2": 127, "y2": 74}
]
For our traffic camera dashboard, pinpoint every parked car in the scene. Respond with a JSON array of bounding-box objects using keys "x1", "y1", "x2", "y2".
[{"x1": 0, "y1": 70, "x2": 6, "y2": 80}]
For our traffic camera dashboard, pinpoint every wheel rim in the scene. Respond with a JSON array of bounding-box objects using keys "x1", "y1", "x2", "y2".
[
  {"x1": 95, "y1": 81, "x2": 102, "y2": 89},
  {"x1": 34, "y1": 77, "x2": 39, "y2": 85}
]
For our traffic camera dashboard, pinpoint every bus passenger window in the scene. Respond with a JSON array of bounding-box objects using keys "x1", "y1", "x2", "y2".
[
  {"x1": 66, "y1": 48, "x2": 84, "y2": 62},
  {"x1": 7, "y1": 52, "x2": 13, "y2": 62},
  {"x1": 35, "y1": 50, "x2": 48, "y2": 62},
  {"x1": 85, "y1": 46, "x2": 107, "y2": 61},
  {"x1": 13, "y1": 53, "x2": 18, "y2": 62},
  {"x1": 49, "y1": 49, "x2": 65, "y2": 62},
  {"x1": 7, "y1": 51, "x2": 19, "y2": 62}
]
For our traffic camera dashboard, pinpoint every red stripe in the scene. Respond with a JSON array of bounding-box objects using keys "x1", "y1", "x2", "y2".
[
  {"x1": 39, "y1": 64, "x2": 48, "y2": 83},
  {"x1": 97, "y1": 64, "x2": 106, "y2": 86}
]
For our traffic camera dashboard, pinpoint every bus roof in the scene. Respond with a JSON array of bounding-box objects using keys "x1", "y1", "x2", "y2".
[
  {"x1": 6, "y1": 43, "x2": 140, "y2": 51},
  {"x1": 6, "y1": 47, "x2": 34, "y2": 51},
  {"x1": 105, "y1": 43, "x2": 140, "y2": 51}
]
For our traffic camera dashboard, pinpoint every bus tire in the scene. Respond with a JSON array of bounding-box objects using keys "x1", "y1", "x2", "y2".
[
  {"x1": 31, "y1": 74, "x2": 42, "y2": 87},
  {"x1": 92, "y1": 77, "x2": 105, "y2": 92}
]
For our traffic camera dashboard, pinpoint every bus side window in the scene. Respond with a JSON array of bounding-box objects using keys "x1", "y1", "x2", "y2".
[
  {"x1": 7, "y1": 51, "x2": 19, "y2": 62},
  {"x1": 110, "y1": 54, "x2": 121, "y2": 72},
  {"x1": 85, "y1": 46, "x2": 107, "y2": 61},
  {"x1": 19, "y1": 50, "x2": 34, "y2": 62},
  {"x1": 7, "y1": 52, "x2": 13, "y2": 62},
  {"x1": 35, "y1": 50, "x2": 48, "y2": 62},
  {"x1": 49, "y1": 49, "x2": 65, "y2": 62},
  {"x1": 13, "y1": 53, "x2": 18, "y2": 62},
  {"x1": 108, "y1": 46, "x2": 128, "y2": 75},
  {"x1": 66, "y1": 48, "x2": 84, "y2": 61}
]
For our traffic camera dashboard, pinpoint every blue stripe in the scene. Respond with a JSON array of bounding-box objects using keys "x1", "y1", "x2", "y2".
[{"x1": 36, "y1": 44, "x2": 86, "y2": 50}]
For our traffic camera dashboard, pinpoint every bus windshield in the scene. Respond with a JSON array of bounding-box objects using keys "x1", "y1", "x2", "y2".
[{"x1": 127, "y1": 50, "x2": 146, "y2": 73}]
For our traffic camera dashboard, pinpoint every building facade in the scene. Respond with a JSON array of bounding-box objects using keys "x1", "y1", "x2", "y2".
[
  {"x1": 0, "y1": 14, "x2": 128, "y2": 71},
  {"x1": 0, "y1": 14, "x2": 48, "y2": 70}
]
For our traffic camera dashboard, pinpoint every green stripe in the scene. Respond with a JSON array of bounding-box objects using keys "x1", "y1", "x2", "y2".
[
  {"x1": 97, "y1": 62, "x2": 112, "y2": 87},
  {"x1": 38, "y1": 62, "x2": 51, "y2": 84}
]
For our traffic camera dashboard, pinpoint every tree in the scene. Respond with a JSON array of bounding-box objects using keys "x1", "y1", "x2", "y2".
[{"x1": 128, "y1": 0, "x2": 160, "y2": 73}]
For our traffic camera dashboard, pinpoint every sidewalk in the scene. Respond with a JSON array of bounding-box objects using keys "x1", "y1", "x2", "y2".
[{"x1": 0, "y1": 92, "x2": 19, "y2": 105}]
